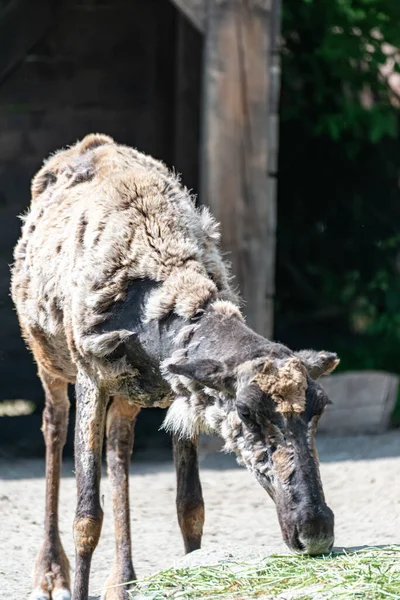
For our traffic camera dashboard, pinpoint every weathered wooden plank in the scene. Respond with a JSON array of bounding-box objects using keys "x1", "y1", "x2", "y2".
[
  {"x1": 266, "y1": 0, "x2": 281, "y2": 336},
  {"x1": 265, "y1": 175, "x2": 277, "y2": 336},
  {"x1": 265, "y1": 0, "x2": 281, "y2": 335},
  {"x1": 170, "y1": 0, "x2": 205, "y2": 32},
  {"x1": 268, "y1": 0, "x2": 281, "y2": 176},
  {"x1": 268, "y1": 115, "x2": 279, "y2": 175},
  {"x1": 174, "y1": 12, "x2": 203, "y2": 194},
  {"x1": 0, "y1": 0, "x2": 60, "y2": 84},
  {"x1": 201, "y1": 0, "x2": 274, "y2": 337}
]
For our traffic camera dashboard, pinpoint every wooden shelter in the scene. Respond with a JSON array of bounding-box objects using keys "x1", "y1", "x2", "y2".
[
  {"x1": 173, "y1": 0, "x2": 280, "y2": 338},
  {"x1": 0, "y1": 0, "x2": 279, "y2": 426}
]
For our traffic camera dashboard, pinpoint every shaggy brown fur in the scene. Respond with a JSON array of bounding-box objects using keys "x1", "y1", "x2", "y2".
[
  {"x1": 10, "y1": 134, "x2": 244, "y2": 600},
  {"x1": 11, "y1": 135, "x2": 339, "y2": 599},
  {"x1": 254, "y1": 357, "x2": 308, "y2": 414},
  {"x1": 12, "y1": 133, "x2": 238, "y2": 382},
  {"x1": 272, "y1": 446, "x2": 295, "y2": 482}
]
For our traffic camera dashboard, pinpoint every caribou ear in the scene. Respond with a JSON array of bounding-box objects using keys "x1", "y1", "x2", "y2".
[
  {"x1": 295, "y1": 350, "x2": 340, "y2": 380},
  {"x1": 166, "y1": 358, "x2": 225, "y2": 387}
]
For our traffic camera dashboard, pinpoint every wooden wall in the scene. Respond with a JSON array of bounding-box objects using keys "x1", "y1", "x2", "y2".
[{"x1": 0, "y1": 0, "x2": 203, "y2": 454}]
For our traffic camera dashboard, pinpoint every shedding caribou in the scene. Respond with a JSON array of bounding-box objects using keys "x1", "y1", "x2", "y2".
[{"x1": 11, "y1": 134, "x2": 339, "y2": 600}]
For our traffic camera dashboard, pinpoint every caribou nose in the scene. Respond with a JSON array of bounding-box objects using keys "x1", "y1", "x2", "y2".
[
  {"x1": 295, "y1": 506, "x2": 335, "y2": 556},
  {"x1": 297, "y1": 531, "x2": 334, "y2": 556}
]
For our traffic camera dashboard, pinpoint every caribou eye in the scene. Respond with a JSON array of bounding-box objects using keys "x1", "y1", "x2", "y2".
[{"x1": 237, "y1": 404, "x2": 252, "y2": 422}]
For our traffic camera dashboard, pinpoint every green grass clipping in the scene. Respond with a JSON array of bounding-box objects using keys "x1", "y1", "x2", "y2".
[{"x1": 121, "y1": 545, "x2": 400, "y2": 600}]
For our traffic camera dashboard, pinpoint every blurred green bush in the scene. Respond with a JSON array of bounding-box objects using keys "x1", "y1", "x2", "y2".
[{"x1": 277, "y1": 0, "x2": 400, "y2": 422}]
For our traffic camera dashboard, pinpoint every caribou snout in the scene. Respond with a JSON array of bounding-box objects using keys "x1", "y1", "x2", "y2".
[{"x1": 281, "y1": 504, "x2": 334, "y2": 556}]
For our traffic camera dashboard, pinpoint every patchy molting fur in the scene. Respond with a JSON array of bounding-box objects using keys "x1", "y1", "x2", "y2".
[
  {"x1": 272, "y1": 446, "x2": 295, "y2": 482},
  {"x1": 161, "y1": 343, "x2": 275, "y2": 479},
  {"x1": 11, "y1": 122, "x2": 334, "y2": 479},
  {"x1": 161, "y1": 325, "x2": 334, "y2": 484},
  {"x1": 11, "y1": 134, "x2": 239, "y2": 382},
  {"x1": 11, "y1": 135, "x2": 338, "y2": 597},
  {"x1": 161, "y1": 377, "x2": 272, "y2": 479},
  {"x1": 253, "y1": 357, "x2": 308, "y2": 414}
]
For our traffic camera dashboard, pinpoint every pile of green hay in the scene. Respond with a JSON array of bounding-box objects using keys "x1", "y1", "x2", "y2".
[{"x1": 123, "y1": 545, "x2": 400, "y2": 599}]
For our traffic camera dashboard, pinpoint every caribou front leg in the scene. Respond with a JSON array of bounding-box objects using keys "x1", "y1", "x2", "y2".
[
  {"x1": 102, "y1": 396, "x2": 140, "y2": 600},
  {"x1": 173, "y1": 435, "x2": 205, "y2": 553},
  {"x1": 30, "y1": 369, "x2": 70, "y2": 600},
  {"x1": 73, "y1": 371, "x2": 108, "y2": 600}
]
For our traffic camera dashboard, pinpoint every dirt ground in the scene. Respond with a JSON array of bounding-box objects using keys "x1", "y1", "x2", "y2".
[{"x1": 0, "y1": 432, "x2": 399, "y2": 600}]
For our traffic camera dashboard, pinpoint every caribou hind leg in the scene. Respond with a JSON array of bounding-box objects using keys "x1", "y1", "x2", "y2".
[
  {"x1": 173, "y1": 435, "x2": 205, "y2": 554},
  {"x1": 102, "y1": 396, "x2": 140, "y2": 600},
  {"x1": 30, "y1": 369, "x2": 71, "y2": 600}
]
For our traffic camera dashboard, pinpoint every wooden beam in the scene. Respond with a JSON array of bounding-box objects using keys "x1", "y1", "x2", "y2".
[
  {"x1": 201, "y1": 0, "x2": 276, "y2": 337},
  {"x1": 0, "y1": 0, "x2": 60, "y2": 85},
  {"x1": 170, "y1": 0, "x2": 205, "y2": 32},
  {"x1": 265, "y1": 0, "x2": 281, "y2": 336}
]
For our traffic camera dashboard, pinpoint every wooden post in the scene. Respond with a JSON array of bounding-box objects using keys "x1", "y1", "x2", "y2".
[
  {"x1": 266, "y1": 0, "x2": 281, "y2": 337},
  {"x1": 201, "y1": 0, "x2": 276, "y2": 337},
  {"x1": 170, "y1": 0, "x2": 205, "y2": 31}
]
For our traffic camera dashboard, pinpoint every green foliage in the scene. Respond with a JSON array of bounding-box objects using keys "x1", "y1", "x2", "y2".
[
  {"x1": 282, "y1": 0, "x2": 400, "y2": 145},
  {"x1": 277, "y1": 0, "x2": 400, "y2": 412}
]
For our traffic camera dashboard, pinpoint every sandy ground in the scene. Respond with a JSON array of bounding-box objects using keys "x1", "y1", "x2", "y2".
[{"x1": 0, "y1": 432, "x2": 399, "y2": 599}]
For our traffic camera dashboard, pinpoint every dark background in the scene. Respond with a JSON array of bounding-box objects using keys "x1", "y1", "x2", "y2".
[{"x1": 0, "y1": 0, "x2": 399, "y2": 456}]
